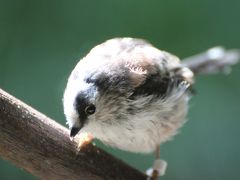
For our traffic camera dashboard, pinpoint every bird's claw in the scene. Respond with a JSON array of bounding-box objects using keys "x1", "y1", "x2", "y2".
[{"x1": 146, "y1": 159, "x2": 167, "y2": 180}]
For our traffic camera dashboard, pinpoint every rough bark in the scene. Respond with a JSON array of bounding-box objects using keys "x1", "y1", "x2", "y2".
[{"x1": 0, "y1": 88, "x2": 147, "y2": 180}]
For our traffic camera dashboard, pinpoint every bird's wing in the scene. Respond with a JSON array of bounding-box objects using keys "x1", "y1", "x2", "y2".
[{"x1": 121, "y1": 43, "x2": 193, "y2": 99}]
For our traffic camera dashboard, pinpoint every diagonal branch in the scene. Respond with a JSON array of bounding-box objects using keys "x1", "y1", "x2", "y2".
[{"x1": 0, "y1": 88, "x2": 147, "y2": 180}]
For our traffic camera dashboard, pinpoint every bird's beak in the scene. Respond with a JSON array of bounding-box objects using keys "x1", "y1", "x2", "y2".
[{"x1": 70, "y1": 127, "x2": 81, "y2": 137}]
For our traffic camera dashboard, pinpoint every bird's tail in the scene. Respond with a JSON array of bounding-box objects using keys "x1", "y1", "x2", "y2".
[{"x1": 181, "y1": 47, "x2": 240, "y2": 75}]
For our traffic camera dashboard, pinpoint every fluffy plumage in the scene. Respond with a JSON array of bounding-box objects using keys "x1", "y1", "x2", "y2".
[{"x1": 63, "y1": 38, "x2": 194, "y2": 153}]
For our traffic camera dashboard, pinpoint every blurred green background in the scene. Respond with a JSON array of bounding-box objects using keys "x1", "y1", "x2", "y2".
[{"x1": 0, "y1": 0, "x2": 240, "y2": 179}]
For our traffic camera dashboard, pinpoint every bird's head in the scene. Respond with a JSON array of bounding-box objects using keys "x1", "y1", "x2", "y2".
[{"x1": 63, "y1": 51, "x2": 135, "y2": 138}]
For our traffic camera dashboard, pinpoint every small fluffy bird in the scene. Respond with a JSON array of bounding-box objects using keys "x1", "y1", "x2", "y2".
[{"x1": 63, "y1": 38, "x2": 238, "y2": 178}]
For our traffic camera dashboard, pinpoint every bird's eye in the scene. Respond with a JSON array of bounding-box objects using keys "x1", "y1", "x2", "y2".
[{"x1": 85, "y1": 104, "x2": 96, "y2": 115}]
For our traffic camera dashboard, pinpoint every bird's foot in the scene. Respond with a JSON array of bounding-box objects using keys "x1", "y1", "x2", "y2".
[
  {"x1": 70, "y1": 132, "x2": 93, "y2": 151},
  {"x1": 146, "y1": 159, "x2": 167, "y2": 180}
]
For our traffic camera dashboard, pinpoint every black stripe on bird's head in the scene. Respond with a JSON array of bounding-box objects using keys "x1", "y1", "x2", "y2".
[{"x1": 70, "y1": 85, "x2": 97, "y2": 137}]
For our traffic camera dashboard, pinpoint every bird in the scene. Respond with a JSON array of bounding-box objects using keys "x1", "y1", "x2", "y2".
[{"x1": 63, "y1": 37, "x2": 239, "y2": 179}]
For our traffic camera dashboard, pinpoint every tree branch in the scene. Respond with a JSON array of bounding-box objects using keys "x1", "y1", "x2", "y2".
[{"x1": 0, "y1": 88, "x2": 147, "y2": 180}]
